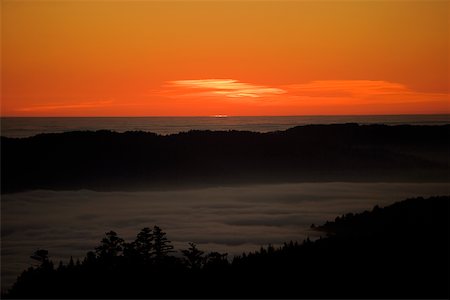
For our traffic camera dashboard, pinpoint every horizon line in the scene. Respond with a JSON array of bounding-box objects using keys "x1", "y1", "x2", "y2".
[{"x1": 1, "y1": 113, "x2": 450, "y2": 118}]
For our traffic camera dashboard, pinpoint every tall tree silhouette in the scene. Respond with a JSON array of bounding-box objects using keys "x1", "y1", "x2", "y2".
[
  {"x1": 95, "y1": 231, "x2": 124, "y2": 259},
  {"x1": 181, "y1": 243, "x2": 204, "y2": 270},
  {"x1": 205, "y1": 251, "x2": 228, "y2": 270},
  {"x1": 30, "y1": 249, "x2": 53, "y2": 270},
  {"x1": 134, "y1": 227, "x2": 154, "y2": 262},
  {"x1": 30, "y1": 249, "x2": 49, "y2": 265},
  {"x1": 151, "y1": 226, "x2": 174, "y2": 262}
]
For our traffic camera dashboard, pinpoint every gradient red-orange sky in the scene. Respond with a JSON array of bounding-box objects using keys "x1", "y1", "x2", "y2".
[{"x1": 2, "y1": 0, "x2": 449, "y2": 116}]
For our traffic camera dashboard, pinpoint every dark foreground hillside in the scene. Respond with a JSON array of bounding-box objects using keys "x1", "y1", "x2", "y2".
[
  {"x1": 2, "y1": 124, "x2": 449, "y2": 193},
  {"x1": 3, "y1": 196, "x2": 449, "y2": 299}
]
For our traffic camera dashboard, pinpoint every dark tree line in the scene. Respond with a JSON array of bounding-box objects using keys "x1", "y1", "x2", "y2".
[
  {"x1": 2, "y1": 124, "x2": 449, "y2": 193},
  {"x1": 3, "y1": 196, "x2": 449, "y2": 298},
  {"x1": 5, "y1": 226, "x2": 231, "y2": 298}
]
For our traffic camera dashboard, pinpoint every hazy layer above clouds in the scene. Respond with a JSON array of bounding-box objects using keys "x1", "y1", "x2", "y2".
[{"x1": 2, "y1": 182, "x2": 449, "y2": 289}]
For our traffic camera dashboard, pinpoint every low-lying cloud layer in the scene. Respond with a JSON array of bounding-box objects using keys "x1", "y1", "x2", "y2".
[
  {"x1": 9, "y1": 79, "x2": 448, "y2": 116},
  {"x1": 166, "y1": 79, "x2": 286, "y2": 99},
  {"x1": 158, "y1": 79, "x2": 449, "y2": 115},
  {"x1": 2, "y1": 182, "x2": 449, "y2": 290}
]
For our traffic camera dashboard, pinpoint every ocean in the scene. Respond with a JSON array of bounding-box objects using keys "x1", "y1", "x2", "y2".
[{"x1": 1, "y1": 114, "x2": 449, "y2": 138}]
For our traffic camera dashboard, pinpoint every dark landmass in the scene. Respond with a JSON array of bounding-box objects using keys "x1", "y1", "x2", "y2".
[
  {"x1": 1, "y1": 124, "x2": 449, "y2": 193},
  {"x1": 3, "y1": 196, "x2": 449, "y2": 298}
]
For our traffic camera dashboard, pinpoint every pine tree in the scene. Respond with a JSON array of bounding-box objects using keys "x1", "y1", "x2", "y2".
[
  {"x1": 30, "y1": 249, "x2": 48, "y2": 263},
  {"x1": 135, "y1": 227, "x2": 154, "y2": 261},
  {"x1": 30, "y1": 249, "x2": 52, "y2": 269},
  {"x1": 68, "y1": 256, "x2": 75, "y2": 269},
  {"x1": 57, "y1": 261, "x2": 64, "y2": 271},
  {"x1": 181, "y1": 243, "x2": 205, "y2": 269},
  {"x1": 151, "y1": 226, "x2": 174, "y2": 262},
  {"x1": 95, "y1": 231, "x2": 125, "y2": 259}
]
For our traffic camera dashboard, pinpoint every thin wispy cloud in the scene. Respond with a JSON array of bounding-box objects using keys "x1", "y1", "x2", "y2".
[
  {"x1": 166, "y1": 79, "x2": 286, "y2": 98},
  {"x1": 283, "y1": 80, "x2": 449, "y2": 106},
  {"x1": 13, "y1": 80, "x2": 447, "y2": 115},
  {"x1": 283, "y1": 80, "x2": 448, "y2": 99},
  {"x1": 163, "y1": 79, "x2": 447, "y2": 102},
  {"x1": 16, "y1": 100, "x2": 115, "y2": 112},
  {"x1": 148, "y1": 78, "x2": 449, "y2": 114},
  {"x1": 286, "y1": 80, "x2": 408, "y2": 97}
]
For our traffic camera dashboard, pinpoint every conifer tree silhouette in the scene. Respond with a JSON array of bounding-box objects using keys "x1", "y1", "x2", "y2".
[
  {"x1": 151, "y1": 226, "x2": 174, "y2": 262},
  {"x1": 30, "y1": 249, "x2": 49, "y2": 266},
  {"x1": 95, "y1": 231, "x2": 124, "y2": 259},
  {"x1": 135, "y1": 227, "x2": 154, "y2": 262},
  {"x1": 206, "y1": 252, "x2": 228, "y2": 264},
  {"x1": 181, "y1": 242, "x2": 205, "y2": 269},
  {"x1": 68, "y1": 256, "x2": 75, "y2": 269},
  {"x1": 30, "y1": 249, "x2": 54, "y2": 271}
]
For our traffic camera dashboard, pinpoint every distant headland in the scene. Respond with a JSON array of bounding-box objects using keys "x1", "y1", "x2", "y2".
[{"x1": 2, "y1": 123, "x2": 449, "y2": 194}]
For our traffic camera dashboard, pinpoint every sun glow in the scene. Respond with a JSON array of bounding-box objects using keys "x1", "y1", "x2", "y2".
[{"x1": 2, "y1": 1, "x2": 448, "y2": 116}]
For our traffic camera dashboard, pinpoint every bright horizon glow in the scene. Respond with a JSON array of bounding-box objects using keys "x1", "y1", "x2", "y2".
[
  {"x1": 2, "y1": 1, "x2": 449, "y2": 117},
  {"x1": 3, "y1": 114, "x2": 450, "y2": 118}
]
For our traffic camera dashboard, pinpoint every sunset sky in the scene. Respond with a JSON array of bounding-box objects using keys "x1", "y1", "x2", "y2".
[{"x1": 2, "y1": 0, "x2": 449, "y2": 116}]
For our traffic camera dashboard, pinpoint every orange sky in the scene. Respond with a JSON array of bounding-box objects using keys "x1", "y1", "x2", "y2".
[{"x1": 1, "y1": 0, "x2": 449, "y2": 116}]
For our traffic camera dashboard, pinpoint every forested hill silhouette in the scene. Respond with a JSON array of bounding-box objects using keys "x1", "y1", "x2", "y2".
[
  {"x1": 2, "y1": 124, "x2": 449, "y2": 193},
  {"x1": 3, "y1": 196, "x2": 449, "y2": 298}
]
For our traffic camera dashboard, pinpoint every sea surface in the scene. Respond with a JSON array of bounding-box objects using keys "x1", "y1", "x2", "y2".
[{"x1": 1, "y1": 114, "x2": 449, "y2": 137}]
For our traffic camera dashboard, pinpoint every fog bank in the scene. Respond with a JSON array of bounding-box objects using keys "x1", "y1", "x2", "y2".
[{"x1": 2, "y1": 182, "x2": 449, "y2": 290}]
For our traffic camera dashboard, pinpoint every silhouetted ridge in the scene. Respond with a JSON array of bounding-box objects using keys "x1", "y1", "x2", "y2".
[
  {"x1": 3, "y1": 196, "x2": 449, "y2": 298},
  {"x1": 2, "y1": 124, "x2": 449, "y2": 193},
  {"x1": 314, "y1": 195, "x2": 448, "y2": 238}
]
